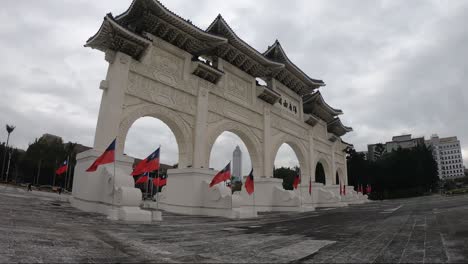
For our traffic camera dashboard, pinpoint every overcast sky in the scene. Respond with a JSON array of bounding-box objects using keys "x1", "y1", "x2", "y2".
[{"x1": 1, "y1": 0, "x2": 467, "y2": 173}]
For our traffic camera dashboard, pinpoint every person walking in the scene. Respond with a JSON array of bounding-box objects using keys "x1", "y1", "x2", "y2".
[{"x1": 27, "y1": 183, "x2": 32, "y2": 192}]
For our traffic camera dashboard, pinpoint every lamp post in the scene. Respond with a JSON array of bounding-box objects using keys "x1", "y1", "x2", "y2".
[{"x1": 1, "y1": 125, "x2": 15, "y2": 181}]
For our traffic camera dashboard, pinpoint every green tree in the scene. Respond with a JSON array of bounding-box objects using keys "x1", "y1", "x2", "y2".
[{"x1": 274, "y1": 166, "x2": 300, "y2": 190}]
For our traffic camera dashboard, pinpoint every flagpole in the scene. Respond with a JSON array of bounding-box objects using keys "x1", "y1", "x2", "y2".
[
  {"x1": 112, "y1": 143, "x2": 116, "y2": 209},
  {"x1": 64, "y1": 155, "x2": 70, "y2": 190},
  {"x1": 52, "y1": 159, "x2": 57, "y2": 187},
  {"x1": 155, "y1": 145, "x2": 161, "y2": 210},
  {"x1": 298, "y1": 173, "x2": 303, "y2": 210},
  {"x1": 252, "y1": 176, "x2": 256, "y2": 216},
  {"x1": 230, "y1": 161, "x2": 233, "y2": 210}
]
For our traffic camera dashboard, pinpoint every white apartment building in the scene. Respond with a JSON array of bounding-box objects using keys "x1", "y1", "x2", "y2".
[{"x1": 426, "y1": 135, "x2": 465, "y2": 179}]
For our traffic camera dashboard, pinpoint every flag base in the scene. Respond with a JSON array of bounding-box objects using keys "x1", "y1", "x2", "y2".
[
  {"x1": 70, "y1": 150, "x2": 152, "y2": 222},
  {"x1": 157, "y1": 168, "x2": 257, "y2": 219},
  {"x1": 239, "y1": 177, "x2": 304, "y2": 212}
]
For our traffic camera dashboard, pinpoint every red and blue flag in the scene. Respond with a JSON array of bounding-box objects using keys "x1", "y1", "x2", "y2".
[
  {"x1": 244, "y1": 168, "x2": 254, "y2": 195},
  {"x1": 131, "y1": 148, "x2": 160, "y2": 176},
  {"x1": 55, "y1": 160, "x2": 68, "y2": 175},
  {"x1": 86, "y1": 139, "x2": 116, "y2": 172},
  {"x1": 209, "y1": 162, "x2": 231, "y2": 187},
  {"x1": 293, "y1": 174, "x2": 301, "y2": 189}
]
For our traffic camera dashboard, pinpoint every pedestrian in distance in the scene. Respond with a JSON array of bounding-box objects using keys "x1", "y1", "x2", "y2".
[{"x1": 27, "y1": 183, "x2": 32, "y2": 192}]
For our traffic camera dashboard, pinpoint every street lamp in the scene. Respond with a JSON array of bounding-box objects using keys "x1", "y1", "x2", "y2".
[{"x1": 1, "y1": 124, "x2": 15, "y2": 181}]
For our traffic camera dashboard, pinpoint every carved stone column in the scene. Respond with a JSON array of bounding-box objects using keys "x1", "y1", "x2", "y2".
[
  {"x1": 331, "y1": 141, "x2": 336, "y2": 186},
  {"x1": 192, "y1": 87, "x2": 209, "y2": 168},
  {"x1": 308, "y1": 130, "x2": 315, "y2": 183},
  {"x1": 263, "y1": 106, "x2": 273, "y2": 177},
  {"x1": 94, "y1": 51, "x2": 131, "y2": 154}
]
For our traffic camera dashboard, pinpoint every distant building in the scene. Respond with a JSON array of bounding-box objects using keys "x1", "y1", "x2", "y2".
[
  {"x1": 232, "y1": 146, "x2": 242, "y2": 182},
  {"x1": 426, "y1": 135, "x2": 465, "y2": 180},
  {"x1": 367, "y1": 134, "x2": 425, "y2": 161}
]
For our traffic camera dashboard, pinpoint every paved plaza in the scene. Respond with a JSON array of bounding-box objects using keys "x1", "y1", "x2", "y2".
[{"x1": 1, "y1": 185, "x2": 468, "y2": 263}]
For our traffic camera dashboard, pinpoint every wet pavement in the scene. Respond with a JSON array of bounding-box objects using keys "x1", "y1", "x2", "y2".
[{"x1": 1, "y1": 184, "x2": 467, "y2": 263}]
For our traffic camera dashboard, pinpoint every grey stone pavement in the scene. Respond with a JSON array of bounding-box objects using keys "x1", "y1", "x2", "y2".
[{"x1": 1, "y1": 185, "x2": 468, "y2": 263}]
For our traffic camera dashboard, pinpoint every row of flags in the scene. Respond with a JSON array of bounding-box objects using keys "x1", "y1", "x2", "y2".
[{"x1": 55, "y1": 138, "x2": 372, "y2": 197}]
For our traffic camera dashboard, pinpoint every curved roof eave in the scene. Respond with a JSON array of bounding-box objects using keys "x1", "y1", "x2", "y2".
[
  {"x1": 328, "y1": 118, "x2": 353, "y2": 133},
  {"x1": 303, "y1": 91, "x2": 343, "y2": 116},
  {"x1": 264, "y1": 41, "x2": 325, "y2": 87},
  {"x1": 206, "y1": 15, "x2": 284, "y2": 69},
  {"x1": 85, "y1": 14, "x2": 151, "y2": 50},
  {"x1": 115, "y1": 0, "x2": 228, "y2": 44}
]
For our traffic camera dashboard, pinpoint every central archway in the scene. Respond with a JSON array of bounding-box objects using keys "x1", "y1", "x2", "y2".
[
  {"x1": 273, "y1": 143, "x2": 300, "y2": 190},
  {"x1": 205, "y1": 120, "x2": 263, "y2": 177},
  {"x1": 270, "y1": 134, "x2": 309, "y2": 181}
]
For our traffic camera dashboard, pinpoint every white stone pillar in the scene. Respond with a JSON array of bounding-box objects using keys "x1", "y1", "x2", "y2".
[
  {"x1": 263, "y1": 106, "x2": 273, "y2": 177},
  {"x1": 193, "y1": 87, "x2": 209, "y2": 168},
  {"x1": 94, "y1": 51, "x2": 131, "y2": 153},
  {"x1": 331, "y1": 142, "x2": 336, "y2": 186},
  {"x1": 308, "y1": 130, "x2": 315, "y2": 183}
]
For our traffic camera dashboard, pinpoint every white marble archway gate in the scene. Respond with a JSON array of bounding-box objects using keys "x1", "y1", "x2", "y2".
[{"x1": 71, "y1": 0, "x2": 366, "y2": 221}]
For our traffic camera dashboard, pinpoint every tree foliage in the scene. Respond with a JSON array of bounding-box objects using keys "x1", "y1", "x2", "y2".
[
  {"x1": 347, "y1": 145, "x2": 439, "y2": 200},
  {"x1": 274, "y1": 166, "x2": 300, "y2": 190}
]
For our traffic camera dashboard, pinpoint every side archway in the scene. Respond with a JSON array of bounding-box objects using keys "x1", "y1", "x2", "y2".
[
  {"x1": 205, "y1": 121, "x2": 263, "y2": 176},
  {"x1": 118, "y1": 104, "x2": 193, "y2": 168},
  {"x1": 270, "y1": 134, "x2": 310, "y2": 180},
  {"x1": 314, "y1": 155, "x2": 331, "y2": 185}
]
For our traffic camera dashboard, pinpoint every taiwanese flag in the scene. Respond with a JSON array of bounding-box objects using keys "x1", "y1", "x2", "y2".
[
  {"x1": 153, "y1": 174, "x2": 168, "y2": 188},
  {"x1": 131, "y1": 148, "x2": 160, "y2": 176},
  {"x1": 135, "y1": 172, "x2": 149, "y2": 185},
  {"x1": 55, "y1": 160, "x2": 68, "y2": 175},
  {"x1": 244, "y1": 169, "x2": 254, "y2": 195},
  {"x1": 209, "y1": 162, "x2": 231, "y2": 187},
  {"x1": 86, "y1": 139, "x2": 116, "y2": 172},
  {"x1": 292, "y1": 174, "x2": 301, "y2": 189}
]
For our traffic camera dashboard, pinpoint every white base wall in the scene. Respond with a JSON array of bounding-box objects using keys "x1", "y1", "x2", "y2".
[
  {"x1": 158, "y1": 168, "x2": 257, "y2": 219},
  {"x1": 70, "y1": 149, "x2": 151, "y2": 222}
]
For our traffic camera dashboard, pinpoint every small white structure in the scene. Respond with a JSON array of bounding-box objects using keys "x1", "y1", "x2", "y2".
[{"x1": 72, "y1": 0, "x2": 367, "y2": 221}]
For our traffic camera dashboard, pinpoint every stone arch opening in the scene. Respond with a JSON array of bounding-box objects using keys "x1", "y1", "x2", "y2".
[
  {"x1": 118, "y1": 104, "x2": 193, "y2": 168},
  {"x1": 124, "y1": 117, "x2": 178, "y2": 167},
  {"x1": 209, "y1": 132, "x2": 253, "y2": 190},
  {"x1": 205, "y1": 121, "x2": 263, "y2": 178},
  {"x1": 270, "y1": 135, "x2": 309, "y2": 181},
  {"x1": 336, "y1": 172, "x2": 340, "y2": 185},
  {"x1": 315, "y1": 163, "x2": 326, "y2": 184},
  {"x1": 273, "y1": 143, "x2": 301, "y2": 190}
]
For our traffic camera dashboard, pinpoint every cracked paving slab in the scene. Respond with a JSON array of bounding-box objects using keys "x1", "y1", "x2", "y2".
[{"x1": 1, "y1": 184, "x2": 468, "y2": 263}]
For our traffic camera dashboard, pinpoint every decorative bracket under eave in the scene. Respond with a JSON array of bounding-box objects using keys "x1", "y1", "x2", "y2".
[
  {"x1": 256, "y1": 85, "x2": 281, "y2": 105},
  {"x1": 304, "y1": 114, "x2": 319, "y2": 127},
  {"x1": 191, "y1": 59, "x2": 225, "y2": 84},
  {"x1": 328, "y1": 134, "x2": 339, "y2": 142}
]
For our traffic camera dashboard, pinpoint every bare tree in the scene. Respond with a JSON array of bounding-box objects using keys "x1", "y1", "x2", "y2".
[{"x1": 1, "y1": 124, "x2": 15, "y2": 181}]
